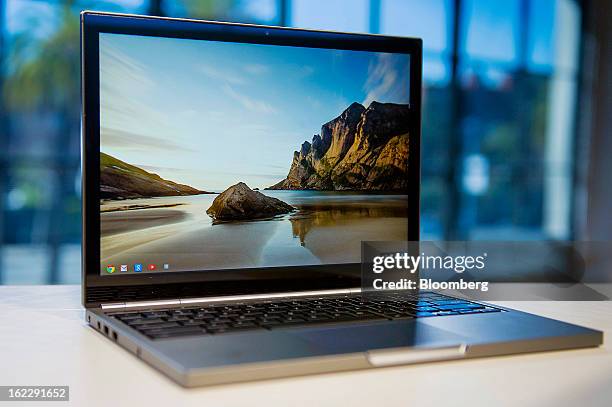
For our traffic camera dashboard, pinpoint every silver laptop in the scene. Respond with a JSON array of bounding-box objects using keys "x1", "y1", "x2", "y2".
[{"x1": 81, "y1": 11, "x2": 602, "y2": 387}]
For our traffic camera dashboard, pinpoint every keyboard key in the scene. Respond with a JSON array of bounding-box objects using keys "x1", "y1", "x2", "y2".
[
  {"x1": 165, "y1": 316, "x2": 190, "y2": 322},
  {"x1": 435, "y1": 304, "x2": 472, "y2": 311},
  {"x1": 138, "y1": 322, "x2": 181, "y2": 330},
  {"x1": 146, "y1": 327, "x2": 206, "y2": 338},
  {"x1": 211, "y1": 318, "x2": 232, "y2": 324},
  {"x1": 115, "y1": 314, "x2": 141, "y2": 321},
  {"x1": 231, "y1": 322, "x2": 259, "y2": 329},
  {"x1": 416, "y1": 306, "x2": 437, "y2": 312},
  {"x1": 430, "y1": 300, "x2": 465, "y2": 305},
  {"x1": 478, "y1": 308, "x2": 501, "y2": 313},
  {"x1": 180, "y1": 320, "x2": 207, "y2": 326},
  {"x1": 127, "y1": 318, "x2": 166, "y2": 326},
  {"x1": 141, "y1": 311, "x2": 168, "y2": 318}
]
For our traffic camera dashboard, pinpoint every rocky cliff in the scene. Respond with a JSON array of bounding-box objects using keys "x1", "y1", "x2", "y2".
[
  {"x1": 268, "y1": 101, "x2": 411, "y2": 191},
  {"x1": 100, "y1": 152, "x2": 208, "y2": 199}
]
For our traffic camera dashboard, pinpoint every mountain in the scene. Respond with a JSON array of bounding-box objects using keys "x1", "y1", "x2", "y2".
[
  {"x1": 100, "y1": 152, "x2": 209, "y2": 199},
  {"x1": 268, "y1": 101, "x2": 411, "y2": 191}
]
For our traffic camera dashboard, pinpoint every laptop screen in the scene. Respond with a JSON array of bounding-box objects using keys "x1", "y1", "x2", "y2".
[{"x1": 99, "y1": 32, "x2": 412, "y2": 276}]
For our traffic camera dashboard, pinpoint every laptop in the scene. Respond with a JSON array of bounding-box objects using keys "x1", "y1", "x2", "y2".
[{"x1": 81, "y1": 11, "x2": 602, "y2": 387}]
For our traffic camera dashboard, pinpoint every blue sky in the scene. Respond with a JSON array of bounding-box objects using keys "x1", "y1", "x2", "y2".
[{"x1": 99, "y1": 33, "x2": 410, "y2": 191}]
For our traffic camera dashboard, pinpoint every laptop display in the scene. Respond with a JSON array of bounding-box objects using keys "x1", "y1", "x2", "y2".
[{"x1": 99, "y1": 32, "x2": 412, "y2": 275}]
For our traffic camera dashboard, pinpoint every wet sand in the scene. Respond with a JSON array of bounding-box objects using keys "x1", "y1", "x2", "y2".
[
  {"x1": 100, "y1": 192, "x2": 409, "y2": 272},
  {"x1": 104, "y1": 220, "x2": 282, "y2": 271},
  {"x1": 101, "y1": 208, "x2": 187, "y2": 235},
  {"x1": 101, "y1": 202, "x2": 185, "y2": 213}
]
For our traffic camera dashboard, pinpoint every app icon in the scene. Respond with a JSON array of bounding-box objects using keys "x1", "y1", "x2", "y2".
[
  {"x1": 134, "y1": 263, "x2": 143, "y2": 272},
  {"x1": 106, "y1": 265, "x2": 115, "y2": 274},
  {"x1": 163, "y1": 263, "x2": 170, "y2": 270},
  {"x1": 120, "y1": 264, "x2": 128, "y2": 272},
  {"x1": 148, "y1": 264, "x2": 157, "y2": 271}
]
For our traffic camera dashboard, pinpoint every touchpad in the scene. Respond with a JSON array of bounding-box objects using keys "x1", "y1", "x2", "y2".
[{"x1": 290, "y1": 320, "x2": 467, "y2": 354}]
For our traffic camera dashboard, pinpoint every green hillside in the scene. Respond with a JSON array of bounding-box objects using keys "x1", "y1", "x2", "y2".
[{"x1": 100, "y1": 152, "x2": 208, "y2": 199}]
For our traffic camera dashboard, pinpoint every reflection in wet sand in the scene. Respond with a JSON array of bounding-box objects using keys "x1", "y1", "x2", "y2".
[
  {"x1": 290, "y1": 203, "x2": 408, "y2": 245},
  {"x1": 286, "y1": 200, "x2": 409, "y2": 263},
  {"x1": 100, "y1": 192, "x2": 409, "y2": 272}
]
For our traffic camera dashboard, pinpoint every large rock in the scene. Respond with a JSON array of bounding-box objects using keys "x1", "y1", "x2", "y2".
[
  {"x1": 267, "y1": 101, "x2": 411, "y2": 192},
  {"x1": 206, "y1": 182, "x2": 294, "y2": 221}
]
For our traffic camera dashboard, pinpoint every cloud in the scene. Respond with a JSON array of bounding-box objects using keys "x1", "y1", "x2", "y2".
[
  {"x1": 100, "y1": 38, "x2": 154, "y2": 90},
  {"x1": 100, "y1": 36, "x2": 180, "y2": 138},
  {"x1": 243, "y1": 63, "x2": 269, "y2": 75},
  {"x1": 362, "y1": 53, "x2": 410, "y2": 107},
  {"x1": 296, "y1": 65, "x2": 315, "y2": 79},
  {"x1": 101, "y1": 96, "x2": 172, "y2": 128},
  {"x1": 306, "y1": 95, "x2": 322, "y2": 109},
  {"x1": 139, "y1": 164, "x2": 188, "y2": 172},
  {"x1": 222, "y1": 84, "x2": 277, "y2": 114},
  {"x1": 100, "y1": 127, "x2": 191, "y2": 153},
  {"x1": 198, "y1": 64, "x2": 246, "y2": 85},
  {"x1": 205, "y1": 170, "x2": 286, "y2": 181}
]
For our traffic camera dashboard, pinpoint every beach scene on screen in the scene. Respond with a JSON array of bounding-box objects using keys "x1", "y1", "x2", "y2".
[{"x1": 99, "y1": 33, "x2": 412, "y2": 274}]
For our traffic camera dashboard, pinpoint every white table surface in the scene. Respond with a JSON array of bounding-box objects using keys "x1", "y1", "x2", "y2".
[{"x1": 0, "y1": 285, "x2": 611, "y2": 407}]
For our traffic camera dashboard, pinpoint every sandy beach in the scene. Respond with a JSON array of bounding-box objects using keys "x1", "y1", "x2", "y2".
[{"x1": 100, "y1": 191, "x2": 409, "y2": 273}]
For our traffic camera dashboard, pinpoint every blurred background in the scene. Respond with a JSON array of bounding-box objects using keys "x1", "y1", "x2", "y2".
[{"x1": 0, "y1": 0, "x2": 610, "y2": 284}]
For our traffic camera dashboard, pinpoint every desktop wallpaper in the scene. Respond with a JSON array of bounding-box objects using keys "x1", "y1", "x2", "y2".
[{"x1": 99, "y1": 33, "x2": 412, "y2": 274}]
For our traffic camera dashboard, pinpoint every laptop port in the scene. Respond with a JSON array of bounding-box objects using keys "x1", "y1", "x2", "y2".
[
  {"x1": 112, "y1": 331, "x2": 118, "y2": 341},
  {"x1": 104, "y1": 325, "x2": 109, "y2": 335}
]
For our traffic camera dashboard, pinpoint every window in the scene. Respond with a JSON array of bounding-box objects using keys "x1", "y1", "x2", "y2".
[
  {"x1": 0, "y1": 0, "x2": 584, "y2": 283},
  {"x1": 381, "y1": 0, "x2": 452, "y2": 54},
  {"x1": 455, "y1": 0, "x2": 580, "y2": 240},
  {"x1": 1, "y1": 0, "x2": 151, "y2": 284},
  {"x1": 164, "y1": 0, "x2": 281, "y2": 24},
  {"x1": 290, "y1": 0, "x2": 369, "y2": 33}
]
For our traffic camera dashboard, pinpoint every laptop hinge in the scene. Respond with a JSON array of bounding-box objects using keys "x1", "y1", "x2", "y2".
[
  {"x1": 100, "y1": 288, "x2": 361, "y2": 310},
  {"x1": 100, "y1": 299, "x2": 180, "y2": 310}
]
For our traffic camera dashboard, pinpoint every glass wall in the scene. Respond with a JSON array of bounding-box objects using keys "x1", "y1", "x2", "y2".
[{"x1": 0, "y1": 0, "x2": 583, "y2": 283}]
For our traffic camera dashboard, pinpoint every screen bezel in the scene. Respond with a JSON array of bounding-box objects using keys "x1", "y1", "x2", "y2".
[{"x1": 81, "y1": 12, "x2": 422, "y2": 307}]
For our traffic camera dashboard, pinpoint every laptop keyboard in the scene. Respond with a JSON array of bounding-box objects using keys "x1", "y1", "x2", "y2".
[{"x1": 109, "y1": 293, "x2": 502, "y2": 340}]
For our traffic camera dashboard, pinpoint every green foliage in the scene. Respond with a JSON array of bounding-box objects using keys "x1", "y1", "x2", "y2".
[
  {"x1": 100, "y1": 152, "x2": 162, "y2": 180},
  {"x1": 3, "y1": 1, "x2": 80, "y2": 114},
  {"x1": 481, "y1": 122, "x2": 519, "y2": 160},
  {"x1": 181, "y1": 0, "x2": 240, "y2": 20}
]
